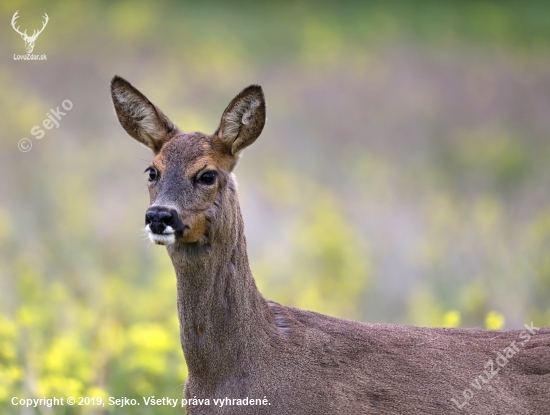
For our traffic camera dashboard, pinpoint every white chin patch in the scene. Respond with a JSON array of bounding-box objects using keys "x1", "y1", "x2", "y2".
[
  {"x1": 145, "y1": 225, "x2": 176, "y2": 245},
  {"x1": 149, "y1": 233, "x2": 176, "y2": 245}
]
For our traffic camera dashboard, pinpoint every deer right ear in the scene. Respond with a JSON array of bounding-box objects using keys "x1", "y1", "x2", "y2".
[
  {"x1": 110, "y1": 76, "x2": 176, "y2": 154},
  {"x1": 217, "y1": 85, "x2": 266, "y2": 155}
]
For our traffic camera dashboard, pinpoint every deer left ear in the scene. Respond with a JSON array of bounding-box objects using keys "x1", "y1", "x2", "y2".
[
  {"x1": 217, "y1": 85, "x2": 266, "y2": 155},
  {"x1": 110, "y1": 75, "x2": 176, "y2": 154}
]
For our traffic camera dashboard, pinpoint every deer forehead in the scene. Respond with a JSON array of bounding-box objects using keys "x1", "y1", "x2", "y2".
[{"x1": 154, "y1": 133, "x2": 234, "y2": 174}]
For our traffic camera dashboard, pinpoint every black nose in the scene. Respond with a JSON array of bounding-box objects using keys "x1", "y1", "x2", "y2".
[{"x1": 145, "y1": 207, "x2": 176, "y2": 234}]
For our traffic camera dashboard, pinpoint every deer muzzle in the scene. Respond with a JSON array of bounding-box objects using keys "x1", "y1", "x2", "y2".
[{"x1": 145, "y1": 206, "x2": 206, "y2": 245}]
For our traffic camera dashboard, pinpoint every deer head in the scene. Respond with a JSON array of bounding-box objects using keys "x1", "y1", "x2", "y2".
[
  {"x1": 110, "y1": 76, "x2": 266, "y2": 247},
  {"x1": 12, "y1": 11, "x2": 49, "y2": 54}
]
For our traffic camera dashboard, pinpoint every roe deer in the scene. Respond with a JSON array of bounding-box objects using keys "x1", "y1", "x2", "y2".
[{"x1": 110, "y1": 76, "x2": 550, "y2": 414}]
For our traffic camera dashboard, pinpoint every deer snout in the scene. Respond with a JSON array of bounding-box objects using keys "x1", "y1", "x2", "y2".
[
  {"x1": 145, "y1": 207, "x2": 182, "y2": 245},
  {"x1": 145, "y1": 207, "x2": 207, "y2": 245},
  {"x1": 145, "y1": 207, "x2": 177, "y2": 234}
]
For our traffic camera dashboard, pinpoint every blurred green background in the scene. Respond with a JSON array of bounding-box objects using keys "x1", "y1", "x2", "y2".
[{"x1": 1, "y1": 0, "x2": 550, "y2": 413}]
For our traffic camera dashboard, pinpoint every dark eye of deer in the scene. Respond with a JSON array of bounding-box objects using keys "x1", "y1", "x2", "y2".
[
  {"x1": 145, "y1": 167, "x2": 158, "y2": 182},
  {"x1": 198, "y1": 171, "x2": 217, "y2": 185}
]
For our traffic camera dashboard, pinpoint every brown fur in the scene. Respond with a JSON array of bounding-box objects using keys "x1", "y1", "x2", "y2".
[{"x1": 110, "y1": 76, "x2": 550, "y2": 414}]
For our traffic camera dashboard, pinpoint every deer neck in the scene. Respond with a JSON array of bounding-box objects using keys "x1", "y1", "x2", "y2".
[{"x1": 166, "y1": 202, "x2": 270, "y2": 384}]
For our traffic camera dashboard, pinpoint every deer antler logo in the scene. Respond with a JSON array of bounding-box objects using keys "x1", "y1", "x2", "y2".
[{"x1": 11, "y1": 11, "x2": 49, "y2": 54}]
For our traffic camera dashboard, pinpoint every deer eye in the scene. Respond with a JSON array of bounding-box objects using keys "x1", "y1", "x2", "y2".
[
  {"x1": 197, "y1": 171, "x2": 217, "y2": 185},
  {"x1": 144, "y1": 167, "x2": 159, "y2": 182}
]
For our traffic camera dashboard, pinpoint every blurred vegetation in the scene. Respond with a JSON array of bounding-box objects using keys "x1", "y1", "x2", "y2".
[{"x1": 1, "y1": 0, "x2": 550, "y2": 413}]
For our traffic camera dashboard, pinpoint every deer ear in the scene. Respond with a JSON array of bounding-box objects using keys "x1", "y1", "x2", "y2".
[
  {"x1": 110, "y1": 75, "x2": 176, "y2": 154},
  {"x1": 217, "y1": 85, "x2": 266, "y2": 155}
]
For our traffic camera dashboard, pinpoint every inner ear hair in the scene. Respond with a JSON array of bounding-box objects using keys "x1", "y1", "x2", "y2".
[
  {"x1": 111, "y1": 75, "x2": 176, "y2": 153},
  {"x1": 217, "y1": 85, "x2": 266, "y2": 155}
]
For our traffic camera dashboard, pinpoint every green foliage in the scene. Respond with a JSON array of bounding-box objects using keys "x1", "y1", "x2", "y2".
[
  {"x1": 257, "y1": 185, "x2": 370, "y2": 319},
  {"x1": 0, "y1": 266, "x2": 187, "y2": 415}
]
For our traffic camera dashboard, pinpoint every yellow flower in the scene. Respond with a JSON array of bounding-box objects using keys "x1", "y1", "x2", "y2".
[
  {"x1": 443, "y1": 310, "x2": 461, "y2": 328},
  {"x1": 485, "y1": 311, "x2": 505, "y2": 330}
]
